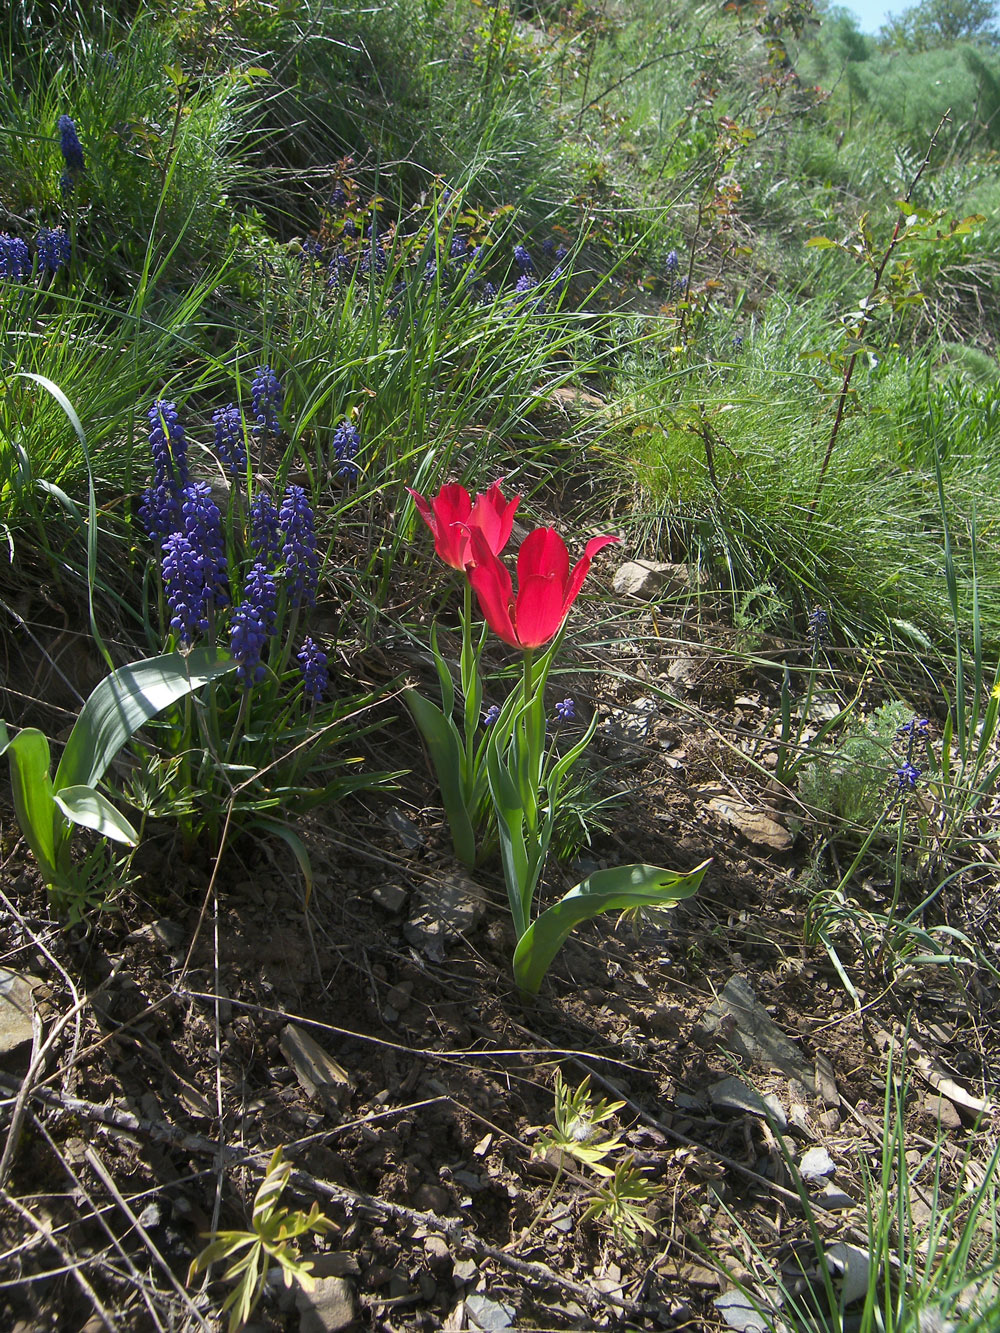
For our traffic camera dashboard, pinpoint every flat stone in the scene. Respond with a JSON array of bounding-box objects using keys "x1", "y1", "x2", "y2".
[
  {"x1": 279, "y1": 1025, "x2": 353, "y2": 1107},
  {"x1": 0, "y1": 970, "x2": 41, "y2": 1059},
  {"x1": 296, "y1": 1274, "x2": 357, "y2": 1332},
  {"x1": 799, "y1": 1146, "x2": 836, "y2": 1181},
  {"x1": 707, "y1": 796, "x2": 794, "y2": 851},
  {"x1": 613, "y1": 560, "x2": 697, "y2": 600},
  {"x1": 709, "y1": 1076, "x2": 786, "y2": 1129},
  {"x1": 403, "y1": 874, "x2": 487, "y2": 962},
  {"x1": 372, "y1": 883, "x2": 408, "y2": 913},
  {"x1": 465, "y1": 1292, "x2": 516, "y2": 1330},
  {"x1": 695, "y1": 976, "x2": 816, "y2": 1089},
  {"x1": 920, "y1": 1093, "x2": 961, "y2": 1130}
]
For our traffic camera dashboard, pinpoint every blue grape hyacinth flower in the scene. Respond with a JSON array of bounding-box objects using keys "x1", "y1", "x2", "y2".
[
  {"x1": 248, "y1": 492, "x2": 282, "y2": 568},
  {"x1": 332, "y1": 420, "x2": 360, "y2": 480},
  {"x1": 213, "y1": 404, "x2": 247, "y2": 477},
  {"x1": 482, "y1": 703, "x2": 501, "y2": 727},
  {"x1": 58, "y1": 116, "x2": 85, "y2": 174},
  {"x1": 279, "y1": 485, "x2": 320, "y2": 607},
  {"x1": 160, "y1": 532, "x2": 211, "y2": 645},
  {"x1": 180, "y1": 482, "x2": 229, "y2": 609},
  {"x1": 230, "y1": 561, "x2": 278, "y2": 686},
  {"x1": 554, "y1": 697, "x2": 576, "y2": 721},
  {"x1": 35, "y1": 226, "x2": 71, "y2": 274},
  {"x1": 895, "y1": 761, "x2": 921, "y2": 791},
  {"x1": 297, "y1": 636, "x2": 329, "y2": 704},
  {"x1": 251, "y1": 365, "x2": 284, "y2": 439},
  {"x1": 0, "y1": 234, "x2": 30, "y2": 282},
  {"x1": 513, "y1": 243, "x2": 533, "y2": 272},
  {"x1": 139, "y1": 401, "x2": 188, "y2": 541}
]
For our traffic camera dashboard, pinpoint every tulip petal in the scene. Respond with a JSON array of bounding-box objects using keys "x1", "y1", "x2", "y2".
[
  {"x1": 515, "y1": 573, "x2": 566, "y2": 648},
  {"x1": 467, "y1": 528, "x2": 519, "y2": 647},
  {"x1": 518, "y1": 527, "x2": 570, "y2": 590},
  {"x1": 561, "y1": 534, "x2": 620, "y2": 617},
  {"x1": 471, "y1": 481, "x2": 520, "y2": 555}
]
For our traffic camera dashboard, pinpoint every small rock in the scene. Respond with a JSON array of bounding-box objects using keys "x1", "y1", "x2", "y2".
[
  {"x1": 814, "y1": 1053, "x2": 840, "y2": 1107},
  {"x1": 404, "y1": 874, "x2": 487, "y2": 961},
  {"x1": 920, "y1": 1094, "x2": 961, "y2": 1130},
  {"x1": 815, "y1": 1181, "x2": 857, "y2": 1210},
  {"x1": 819, "y1": 1109, "x2": 841, "y2": 1132},
  {"x1": 424, "y1": 1234, "x2": 452, "y2": 1274},
  {"x1": 695, "y1": 976, "x2": 816, "y2": 1089},
  {"x1": 126, "y1": 919, "x2": 186, "y2": 952},
  {"x1": 372, "y1": 883, "x2": 408, "y2": 914},
  {"x1": 415, "y1": 1182, "x2": 451, "y2": 1214},
  {"x1": 453, "y1": 1257, "x2": 478, "y2": 1283},
  {"x1": 279, "y1": 1025, "x2": 353, "y2": 1107},
  {"x1": 613, "y1": 559, "x2": 697, "y2": 600},
  {"x1": 709, "y1": 1076, "x2": 787, "y2": 1129},
  {"x1": 799, "y1": 1147, "x2": 836, "y2": 1181},
  {"x1": 0, "y1": 970, "x2": 40, "y2": 1058},
  {"x1": 707, "y1": 796, "x2": 794, "y2": 852},
  {"x1": 465, "y1": 1292, "x2": 516, "y2": 1330},
  {"x1": 715, "y1": 1288, "x2": 782, "y2": 1332},
  {"x1": 386, "y1": 981, "x2": 413, "y2": 1012},
  {"x1": 825, "y1": 1242, "x2": 871, "y2": 1305},
  {"x1": 296, "y1": 1274, "x2": 357, "y2": 1332}
]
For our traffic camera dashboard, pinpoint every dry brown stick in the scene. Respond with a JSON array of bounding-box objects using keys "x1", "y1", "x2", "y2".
[{"x1": 0, "y1": 1073, "x2": 643, "y2": 1318}]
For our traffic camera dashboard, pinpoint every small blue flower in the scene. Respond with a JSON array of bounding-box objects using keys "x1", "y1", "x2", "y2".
[
  {"x1": 513, "y1": 243, "x2": 533, "y2": 272},
  {"x1": 665, "y1": 248, "x2": 679, "y2": 274},
  {"x1": 731, "y1": 334, "x2": 744, "y2": 352},
  {"x1": 297, "y1": 635, "x2": 329, "y2": 703},
  {"x1": 895, "y1": 761, "x2": 921, "y2": 791},
  {"x1": 329, "y1": 187, "x2": 348, "y2": 210},
  {"x1": 555, "y1": 245, "x2": 568, "y2": 262},
  {"x1": 139, "y1": 482, "x2": 182, "y2": 543},
  {"x1": 248, "y1": 492, "x2": 281, "y2": 568},
  {"x1": 57, "y1": 115, "x2": 85, "y2": 174},
  {"x1": 279, "y1": 484, "x2": 319, "y2": 607},
  {"x1": 482, "y1": 703, "x2": 501, "y2": 727},
  {"x1": 479, "y1": 282, "x2": 498, "y2": 305},
  {"x1": 0, "y1": 234, "x2": 30, "y2": 282},
  {"x1": 328, "y1": 252, "x2": 354, "y2": 289},
  {"x1": 251, "y1": 365, "x2": 284, "y2": 439},
  {"x1": 160, "y1": 532, "x2": 209, "y2": 644},
  {"x1": 898, "y1": 718, "x2": 929, "y2": 737},
  {"x1": 147, "y1": 401, "x2": 188, "y2": 488},
  {"x1": 332, "y1": 420, "x2": 360, "y2": 480},
  {"x1": 36, "y1": 226, "x2": 71, "y2": 274},
  {"x1": 180, "y1": 482, "x2": 229, "y2": 608},
  {"x1": 554, "y1": 697, "x2": 576, "y2": 721},
  {"x1": 213, "y1": 404, "x2": 247, "y2": 477},
  {"x1": 450, "y1": 236, "x2": 470, "y2": 260},
  {"x1": 230, "y1": 561, "x2": 277, "y2": 686},
  {"x1": 300, "y1": 236, "x2": 324, "y2": 266},
  {"x1": 808, "y1": 606, "x2": 829, "y2": 649}
]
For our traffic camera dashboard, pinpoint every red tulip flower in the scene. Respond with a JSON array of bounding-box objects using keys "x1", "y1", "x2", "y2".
[
  {"x1": 467, "y1": 525, "x2": 619, "y2": 650},
  {"x1": 408, "y1": 480, "x2": 520, "y2": 571}
]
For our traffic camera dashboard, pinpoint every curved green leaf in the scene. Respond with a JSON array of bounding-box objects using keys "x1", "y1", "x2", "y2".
[
  {"x1": 55, "y1": 647, "x2": 235, "y2": 792},
  {"x1": 513, "y1": 860, "x2": 710, "y2": 995},
  {"x1": 404, "y1": 688, "x2": 476, "y2": 867},
  {"x1": 0, "y1": 722, "x2": 60, "y2": 876},
  {"x1": 54, "y1": 785, "x2": 139, "y2": 845}
]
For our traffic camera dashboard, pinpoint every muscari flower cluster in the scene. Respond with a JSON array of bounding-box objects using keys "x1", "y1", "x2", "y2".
[
  {"x1": 332, "y1": 420, "x2": 360, "y2": 480},
  {"x1": 36, "y1": 226, "x2": 71, "y2": 274},
  {"x1": 213, "y1": 404, "x2": 247, "y2": 477},
  {"x1": 554, "y1": 697, "x2": 576, "y2": 722},
  {"x1": 139, "y1": 397, "x2": 327, "y2": 700},
  {"x1": 0, "y1": 234, "x2": 30, "y2": 282},
  {"x1": 58, "y1": 115, "x2": 85, "y2": 197},
  {"x1": 251, "y1": 365, "x2": 284, "y2": 440},
  {"x1": 808, "y1": 606, "x2": 829, "y2": 650}
]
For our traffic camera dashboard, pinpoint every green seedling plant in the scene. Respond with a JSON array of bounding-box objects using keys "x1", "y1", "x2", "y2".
[
  {"x1": 529, "y1": 1072, "x2": 664, "y2": 1248},
  {"x1": 0, "y1": 647, "x2": 234, "y2": 922},
  {"x1": 409, "y1": 479, "x2": 708, "y2": 994},
  {"x1": 188, "y1": 1147, "x2": 335, "y2": 1333}
]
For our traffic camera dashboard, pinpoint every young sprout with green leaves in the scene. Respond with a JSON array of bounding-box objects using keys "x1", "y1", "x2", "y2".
[{"x1": 188, "y1": 1147, "x2": 335, "y2": 1333}]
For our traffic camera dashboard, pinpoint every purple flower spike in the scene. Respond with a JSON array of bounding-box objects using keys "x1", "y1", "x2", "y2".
[
  {"x1": 332, "y1": 420, "x2": 360, "y2": 480},
  {"x1": 297, "y1": 636, "x2": 329, "y2": 704},
  {"x1": 0, "y1": 234, "x2": 31, "y2": 282},
  {"x1": 58, "y1": 116, "x2": 85, "y2": 174},
  {"x1": 279, "y1": 485, "x2": 319, "y2": 607},
  {"x1": 248, "y1": 492, "x2": 281, "y2": 568},
  {"x1": 148, "y1": 401, "x2": 188, "y2": 488},
  {"x1": 35, "y1": 226, "x2": 71, "y2": 274},
  {"x1": 213, "y1": 403, "x2": 247, "y2": 477},
  {"x1": 554, "y1": 697, "x2": 576, "y2": 721},
  {"x1": 251, "y1": 365, "x2": 284, "y2": 439},
  {"x1": 180, "y1": 482, "x2": 229, "y2": 609},
  {"x1": 230, "y1": 561, "x2": 278, "y2": 686},
  {"x1": 161, "y1": 532, "x2": 209, "y2": 645}
]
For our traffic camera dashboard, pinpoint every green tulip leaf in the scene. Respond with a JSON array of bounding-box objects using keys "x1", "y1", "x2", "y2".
[
  {"x1": 513, "y1": 860, "x2": 710, "y2": 995},
  {"x1": 0, "y1": 722, "x2": 60, "y2": 876},
  {"x1": 55, "y1": 647, "x2": 235, "y2": 792},
  {"x1": 405, "y1": 689, "x2": 476, "y2": 867},
  {"x1": 54, "y1": 785, "x2": 139, "y2": 845}
]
